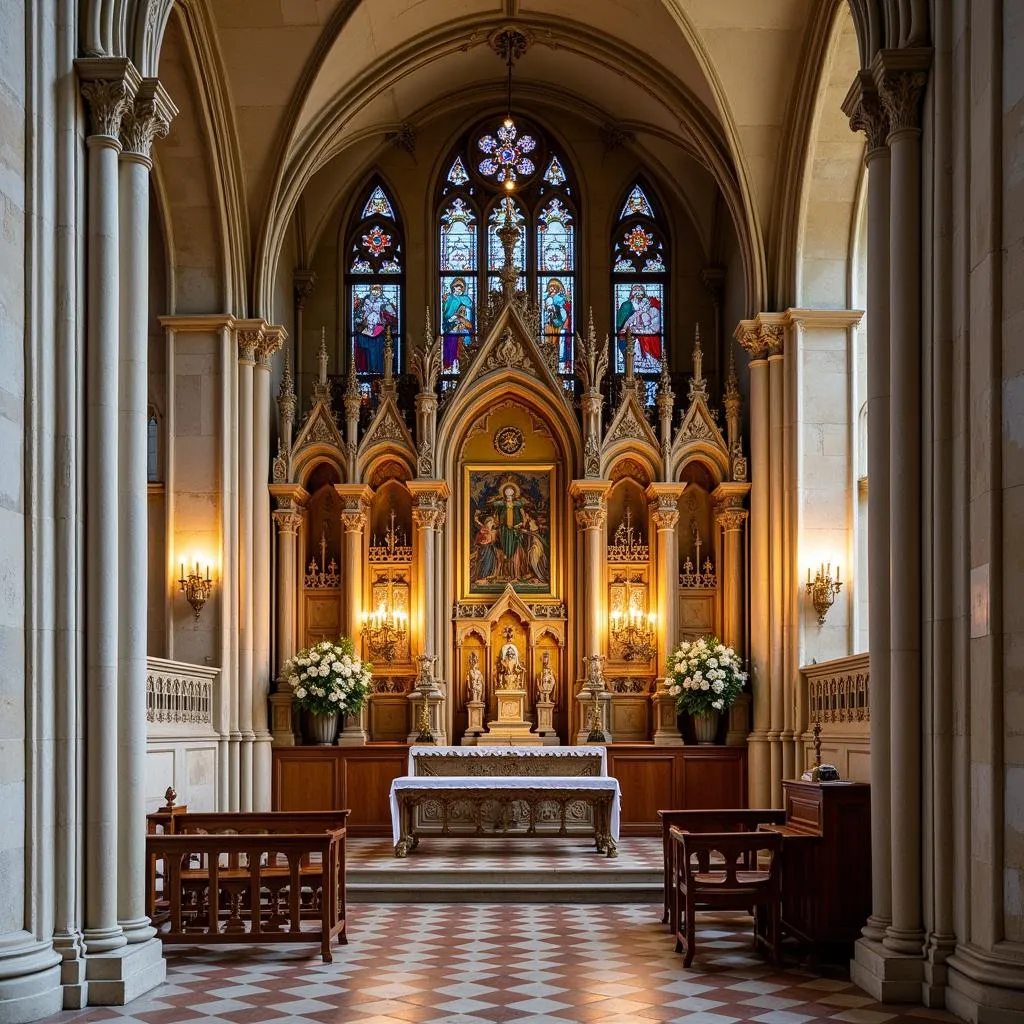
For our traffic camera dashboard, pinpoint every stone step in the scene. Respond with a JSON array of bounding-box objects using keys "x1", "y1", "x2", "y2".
[{"x1": 348, "y1": 865, "x2": 663, "y2": 903}]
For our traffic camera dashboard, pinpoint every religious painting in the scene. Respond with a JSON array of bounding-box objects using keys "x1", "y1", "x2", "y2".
[{"x1": 465, "y1": 466, "x2": 554, "y2": 596}]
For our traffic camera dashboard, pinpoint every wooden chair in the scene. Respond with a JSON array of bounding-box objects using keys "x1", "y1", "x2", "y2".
[
  {"x1": 671, "y1": 828, "x2": 783, "y2": 968},
  {"x1": 657, "y1": 808, "x2": 786, "y2": 931}
]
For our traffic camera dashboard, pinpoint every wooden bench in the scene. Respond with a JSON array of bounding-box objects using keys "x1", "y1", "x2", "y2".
[
  {"x1": 657, "y1": 808, "x2": 786, "y2": 932},
  {"x1": 145, "y1": 810, "x2": 349, "y2": 963},
  {"x1": 390, "y1": 777, "x2": 621, "y2": 857}
]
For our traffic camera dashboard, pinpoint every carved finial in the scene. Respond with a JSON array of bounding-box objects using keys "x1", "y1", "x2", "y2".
[
  {"x1": 725, "y1": 342, "x2": 738, "y2": 398},
  {"x1": 344, "y1": 340, "x2": 359, "y2": 402},
  {"x1": 692, "y1": 323, "x2": 704, "y2": 384},
  {"x1": 497, "y1": 199, "x2": 520, "y2": 302},
  {"x1": 317, "y1": 326, "x2": 328, "y2": 385},
  {"x1": 279, "y1": 349, "x2": 294, "y2": 399},
  {"x1": 575, "y1": 307, "x2": 609, "y2": 394},
  {"x1": 163, "y1": 786, "x2": 177, "y2": 810},
  {"x1": 424, "y1": 304, "x2": 432, "y2": 347}
]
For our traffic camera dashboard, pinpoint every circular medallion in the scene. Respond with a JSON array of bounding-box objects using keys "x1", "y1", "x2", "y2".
[{"x1": 493, "y1": 425, "x2": 525, "y2": 456}]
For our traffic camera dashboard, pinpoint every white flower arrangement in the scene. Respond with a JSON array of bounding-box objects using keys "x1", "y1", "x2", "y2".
[
  {"x1": 283, "y1": 636, "x2": 372, "y2": 718},
  {"x1": 667, "y1": 636, "x2": 747, "y2": 717}
]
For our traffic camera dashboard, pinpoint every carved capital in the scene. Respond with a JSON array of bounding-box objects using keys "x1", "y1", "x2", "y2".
[
  {"x1": 340, "y1": 507, "x2": 368, "y2": 534},
  {"x1": 412, "y1": 507, "x2": 443, "y2": 530},
  {"x1": 120, "y1": 79, "x2": 176, "y2": 161},
  {"x1": 272, "y1": 508, "x2": 304, "y2": 535},
  {"x1": 293, "y1": 269, "x2": 317, "y2": 310},
  {"x1": 716, "y1": 508, "x2": 748, "y2": 531},
  {"x1": 575, "y1": 506, "x2": 606, "y2": 531},
  {"x1": 762, "y1": 322, "x2": 785, "y2": 357},
  {"x1": 238, "y1": 328, "x2": 261, "y2": 363},
  {"x1": 737, "y1": 325, "x2": 767, "y2": 360},
  {"x1": 877, "y1": 69, "x2": 928, "y2": 137},
  {"x1": 257, "y1": 326, "x2": 285, "y2": 366},
  {"x1": 79, "y1": 75, "x2": 135, "y2": 142},
  {"x1": 847, "y1": 89, "x2": 890, "y2": 154},
  {"x1": 649, "y1": 497, "x2": 680, "y2": 530}
]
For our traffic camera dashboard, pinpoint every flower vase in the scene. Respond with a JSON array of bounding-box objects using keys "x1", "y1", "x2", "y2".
[
  {"x1": 306, "y1": 711, "x2": 340, "y2": 746},
  {"x1": 692, "y1": 710, "x2": 719, "y2": 745}
]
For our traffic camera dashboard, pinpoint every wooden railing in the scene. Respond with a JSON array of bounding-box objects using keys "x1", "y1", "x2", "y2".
[
  {"x1": 145, "y1": 810, "x2": 349, "y2": 963},
  {"x1": 798, "y1": 653, "x2": 870, "y2": 781},
  {"x1": 146, "y1": 657, "x2": 220, "y2": 728}
]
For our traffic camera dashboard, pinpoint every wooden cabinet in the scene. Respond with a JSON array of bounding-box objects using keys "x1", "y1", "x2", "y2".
[{"x1": 766, "y1": 780, "x2": 871, "y2": 947}]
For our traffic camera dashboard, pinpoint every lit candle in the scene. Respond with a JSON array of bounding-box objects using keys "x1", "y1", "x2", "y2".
[
  {"x1": 836, "y1": 564, "x2": 841, "y2": 583},
  {"x1": 181, "y1": 561, "x2": 184, "y2": 580},
  {"x1": 807, "y1": 567, "x2": 811, "y2": 584}
]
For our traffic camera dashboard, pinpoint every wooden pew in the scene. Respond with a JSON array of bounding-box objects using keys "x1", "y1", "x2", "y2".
[
  {"x1": 657, "y1": 808, "x2": 786, "y2": 935},
  {"x1": 145, "y1": 810, "x2": 349, "y2": 963}
]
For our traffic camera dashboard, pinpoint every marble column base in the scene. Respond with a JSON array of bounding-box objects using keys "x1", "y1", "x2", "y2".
[
  {"x1": 0, "y1": 934, "x2": 62, "y2": 1024},
  {"x1": 946, "y1": 944, "x2": 1024, "y2": 1024},
  {"x1": 851, "y1": 937, "x2": 924, "y2": 1004},
  {"x1": 84, "y1": 937, "x2": 164, "y2": 1007}
]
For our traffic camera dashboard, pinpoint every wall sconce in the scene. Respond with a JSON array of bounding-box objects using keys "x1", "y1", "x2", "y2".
[
  {"x1": 806, "y1": 561, "x2": 842, "y2": 625},
  {"x1": 361, "y1": 603, "x2": 408, "y2": 663},
  {"x1": 609, "y1": 609, "x2": 657, "y2": 662},
  {"x1": 179, "y1": 560, "x2": 213, "y2": 621}
]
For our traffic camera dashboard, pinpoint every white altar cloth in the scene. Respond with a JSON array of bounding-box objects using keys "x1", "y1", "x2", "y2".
[
  {"x1": 389, "y1": 775, "x2": 621, "y2": 844},
  {"x1": 407, "y1": 745, "x2": 608, "y2": 775}
]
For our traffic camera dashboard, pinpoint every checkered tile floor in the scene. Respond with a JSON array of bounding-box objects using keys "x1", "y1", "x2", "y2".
[
  {"x1": 46, "y1": 905, "x2": 961, "y2": 1024},
  {"x1": 347, "y1": 836, "x2": 664, "y2": 871}
]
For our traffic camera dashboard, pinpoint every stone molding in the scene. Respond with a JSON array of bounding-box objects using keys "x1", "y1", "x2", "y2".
[{"x1": 843, "y1": 70, "x2": 890, "y2": 154}]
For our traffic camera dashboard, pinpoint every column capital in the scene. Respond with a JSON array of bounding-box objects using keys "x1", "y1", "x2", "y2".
[
  {"x1": 76, "y1": 57, "x2": 141, "y2": 144},
  {"x1": 235, "y1": 319, "x2": 265, "y2": 364},
  {"x1": 270, "y1": 483, "x2": 309, "y2": 508},
  {"x1": 335, "y1": 483, "x2": 373, "y2": 535},
  {"x1": 407, "y1": 478, "x2": 450, "y2": 523},
  {"x1": 843, "y1": 69, "x2": 890, "y2": 155},
  {"x1": 711, "y1": 481, "x2": 751, "y2": 513},
  {"x1": 272, "y1": 508, "x2": 305, "y2": 535},
  {"x1": 293, "y1": 269, "x2": 317, "y2": 310},
  {"x1": 645, "y1": 482, "x2": 685, "y2": 530},
  {"x1": 256, "y1": 325, "x2": 287, "y2": 368},
  {"x1": 871, "y1": 48, "x2": 932, "y2": 139},
  {"x1": 569, "y1": 479, "x2": 611, "y2": 530},
  {"x1": 120, "y1": 78, "x2": 177, "y2": 164}
]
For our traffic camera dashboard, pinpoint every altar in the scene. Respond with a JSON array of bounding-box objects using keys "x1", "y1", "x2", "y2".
[{"x1": 407, "y1": 744, "x2": 606, "y2": 776}]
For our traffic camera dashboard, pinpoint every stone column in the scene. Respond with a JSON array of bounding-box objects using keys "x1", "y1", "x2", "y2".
[
  {"x1": 293, "y1": 269, "x2": 316, "y2": 403},
  {"x1": 236, "y1": 325, "x2": 259, "y2": 809},
  {"x1": 738, "y1": 324, "x2": 771, "y2": 807},
  {"x1": 647, "y1": 483, "x2": 685, "y2": 746},
  {"x1": 270, "y1": 490, "x2": 306, "y2": 747},
  {"x1": 337, "y1": 484, "x2": 373, "y2": 744},
  {"x1": 253, "y1": 329, "x2": 282, "y2": 808},
  {"x1": 767, "y1": 324, "x2": 786, "y2": 805},
  {"x1": 77, "y1": 58, "x2": 137, "y2": 957},
  {"x1": 845, "y1": 71, "x2": 894, "y2": 946},
  {"x1": 116, "y1": 78, "x2": 173, "y2": 948},
  {"x1": 879, "y1": 57, "x2": 928, "y2": 958},
  {"x1": 712, "y1": 486, "x2": 750, "y2": 655}
]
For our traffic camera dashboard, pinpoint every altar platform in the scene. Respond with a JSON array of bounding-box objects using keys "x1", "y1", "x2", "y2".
[{"x1": 346, "y1": 835, "x2": 663, "y2": 903}]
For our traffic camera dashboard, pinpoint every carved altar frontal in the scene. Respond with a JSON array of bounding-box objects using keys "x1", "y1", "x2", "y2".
[{"x1": 408, "y1": 745, "x2": 606, "y2": 833}]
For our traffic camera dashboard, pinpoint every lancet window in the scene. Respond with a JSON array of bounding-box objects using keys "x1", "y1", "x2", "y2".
[
  {"x1": 611, "y1": 181, "x2": 669, "y2": 401},
  {"x1": 345, "y1": 179, "x2": 404, "y2": 393},
  {"x1": 437, "y1": 121, "x2": 577, "y2": 382}
]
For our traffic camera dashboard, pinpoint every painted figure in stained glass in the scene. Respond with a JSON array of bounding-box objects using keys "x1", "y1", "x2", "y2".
[
  {"x1": 616, "y1": 282, "x2": 662, "y2": 370},
  {"x1": 353, "y1": 283, "x2": 398, "y2": 374},
  {"x1": 440, "y1": 198, "x2": 476, "y2": 273},
  {"x1": 441, "y1": 277, "x2": 474, "y2": 370},
  {"x1": 538, "y1": 198, "x2": 573, "y2": 273},
  {"x1": 542, "y1": 278, "x2": 572, "y2": 363},
  {"x1": 361, "y1": 186, "x2": 395, "y2": 219}
]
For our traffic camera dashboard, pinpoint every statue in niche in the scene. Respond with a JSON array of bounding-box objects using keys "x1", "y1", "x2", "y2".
[
  {"x1": 466, "y1": 651, "x2": 484, "y2": 705},
  {"x1": 537, "y1": 651, "x2": 556, "y2": 705},
  {"x1": 496, "y1": 629, "x2": 526, "y2": 691}
]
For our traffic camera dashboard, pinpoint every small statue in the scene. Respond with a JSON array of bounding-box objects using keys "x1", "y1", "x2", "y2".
[
  {"x1": 497, "y1": 638, "x2": 525, "y2": 690},
  {"x1": 537, "y1": 650, "x2": 556, "y2": 704},
  {"x1": 585, "y1": 653, "x2": 605, "y2": 693},
  {"x1": 466, "y1": 650, "x2": 484, "y2": 704}
]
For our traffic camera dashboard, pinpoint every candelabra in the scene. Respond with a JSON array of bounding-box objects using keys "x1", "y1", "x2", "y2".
[
  {"x1": 806, "y1": 561, "x2": 842, "y2": 625},
  {"x1": 609, "y1": 608, "x2": 656, "y2": 662},
  {"x1": 178, "y1": 560, "x2": 213, "y2": 621},
  {"x1": 361, "y1": 603, "x2": 408, "y2": 663}
]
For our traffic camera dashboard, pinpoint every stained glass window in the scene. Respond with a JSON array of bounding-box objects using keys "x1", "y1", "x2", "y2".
[
  {"x1": 612, "y1": 181, "x2": 668, "y2": 384},
  {"x1": 346, "y1": 179, "x2": 403, "y2": 382},
  {"x1": 436, "y1": 121, "x2": 577, "y2": 376},
  {"x1": 361, "y1": 185, "x2": 395, "y2": 220}
]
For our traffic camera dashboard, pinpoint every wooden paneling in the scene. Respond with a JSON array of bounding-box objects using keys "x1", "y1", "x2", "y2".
[
  {"x1": 679, "y1": 749, "x2": 748, "y2": 810},
  {"x1": 342, "y1": 754, "x2": 408, "y2": 832},
  {"x1": 274, "y1": 752, "x2": 340, "y2": 811},
  {"x1": 274, "y1": 744, "x2": 747, "y2": 837}
]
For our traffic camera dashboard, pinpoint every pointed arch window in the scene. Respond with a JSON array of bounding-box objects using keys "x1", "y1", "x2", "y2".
[
  {"x1": 437, "y1": 125, "x2": 578, "y2": 379},
  {"x1": 612, "y1": 182, "x2": 668, "y2": 395},
  {"x1": 345, "y1": 179, "x2": 403, "y2": 386}
]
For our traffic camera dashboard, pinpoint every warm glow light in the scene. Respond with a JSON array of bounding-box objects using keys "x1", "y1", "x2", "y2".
[{"x1": 503, "y1": 178, "x2": 515, "y2": 191}]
